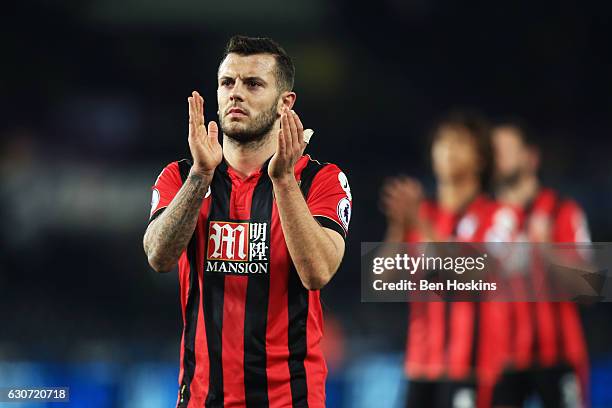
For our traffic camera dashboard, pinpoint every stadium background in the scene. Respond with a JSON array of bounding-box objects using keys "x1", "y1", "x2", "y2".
[{"x1": 2, "y1": 1, "x2": 611, "y2": 406}]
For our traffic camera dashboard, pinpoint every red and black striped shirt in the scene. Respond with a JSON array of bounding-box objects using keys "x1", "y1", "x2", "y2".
[
  {"x1": 403, "y1": 195, "x2": 517, "y2": 382},
  {"x1": 149, "y1": 155, "x2": 352, "y2": 408},
  {"x1": 506, "y1": 188, "x2": 590, "y2": 384}
]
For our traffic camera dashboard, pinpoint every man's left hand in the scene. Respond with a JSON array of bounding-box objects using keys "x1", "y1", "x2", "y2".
[{"x1": 269, "y1": 106, "x2": 307, "y2": 182}]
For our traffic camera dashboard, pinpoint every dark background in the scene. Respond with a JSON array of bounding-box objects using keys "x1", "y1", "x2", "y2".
[{"x1": 1, "y1": 1, "x2": 611, "y2": 406}]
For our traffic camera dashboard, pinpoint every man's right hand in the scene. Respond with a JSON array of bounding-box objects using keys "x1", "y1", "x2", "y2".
[{"x1": 188, "y1": 91, "x2": 222, "y2": 177}]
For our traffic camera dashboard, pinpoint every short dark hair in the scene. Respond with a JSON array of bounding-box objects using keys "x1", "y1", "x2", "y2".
[
  {"x1": 431, "y1": 109, "x2": 493, "y2": 192},
  {"x1": 494, "y1": 117, "x2": 537, "y2": 148},
  {"x1": 220, "y1": 35, "x2": 295, "y2": 92}
]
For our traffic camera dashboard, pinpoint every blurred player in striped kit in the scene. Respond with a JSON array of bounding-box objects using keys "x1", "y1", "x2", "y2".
[
  {"x1": 491, "y1": 121, "x2": 590, "y2": 408},
  {"x1": 381, "y1": 111, "x2": 517, "y2": 407}
]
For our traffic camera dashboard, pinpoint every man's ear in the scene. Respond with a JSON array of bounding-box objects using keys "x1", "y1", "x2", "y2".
[{"x1": 278, "y1": 91, "x2": 297, "y2": 113}]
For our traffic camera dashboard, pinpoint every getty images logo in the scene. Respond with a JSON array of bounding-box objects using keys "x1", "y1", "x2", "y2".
[{"x1": 205, "y1": 221, "x2": 269, "y2": 274}]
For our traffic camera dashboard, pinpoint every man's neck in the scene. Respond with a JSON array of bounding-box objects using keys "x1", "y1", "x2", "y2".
[
  {"x1": 222, "y1": 131, "x2": 277, "y2": 179},
  {"x1": 437, "y1": 174, "x2": 481, "y2": 214},
  {"x1": 496, "y1": 174, "x2": 539, "y2": 208}
]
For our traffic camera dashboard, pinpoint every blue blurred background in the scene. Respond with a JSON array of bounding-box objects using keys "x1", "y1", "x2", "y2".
[{"x1": 2, "y1": 0, "x2": 612, "y2": 406}]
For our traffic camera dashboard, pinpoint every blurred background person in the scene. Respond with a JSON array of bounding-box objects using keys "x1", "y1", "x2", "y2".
[
  {"x1": 380, "y1": 111, "x2": 516, "y2": 407},
  {"x1": 491, "y1": 121, "x2": 590, "y2": 408}
]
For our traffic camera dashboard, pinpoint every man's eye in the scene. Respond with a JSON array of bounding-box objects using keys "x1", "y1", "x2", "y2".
[
  {"x1": 247, "y1": 81, "x2": 261, "y2": 88},
  {"x1": 221, "y1": 79, "x2": 233, "y2": 86}
]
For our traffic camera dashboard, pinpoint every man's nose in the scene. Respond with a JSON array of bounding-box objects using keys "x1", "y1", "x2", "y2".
[{"x1": 229, "y1": 81, "x2": 245, "y2": 102}]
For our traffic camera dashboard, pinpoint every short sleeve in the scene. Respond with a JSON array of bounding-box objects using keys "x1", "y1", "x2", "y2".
[
  {"x1": 149, "y1": 162, "x2": 183, "y2": 223},
  {"x1": 306, "y1": 164, "x2": 352, "y2": 239}
]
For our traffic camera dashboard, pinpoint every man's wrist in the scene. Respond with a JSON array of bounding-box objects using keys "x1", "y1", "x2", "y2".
[
  {"x1": 188, "y1": 167, "x2": 214, "y2": 198},
  {"x1": 271, "y1": 173, "x2": 298, "y2": 189},
  {"x1": 189, "y1": 166, "x2": 215, "y2": 179}
]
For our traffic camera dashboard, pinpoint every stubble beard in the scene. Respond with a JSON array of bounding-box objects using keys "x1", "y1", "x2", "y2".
[
  {"x1": 221, "y1": 101, "x2": 279, "y2": 148},
  {"x1": 494, "y1": 168, "x2": 523, "y2": 192}
]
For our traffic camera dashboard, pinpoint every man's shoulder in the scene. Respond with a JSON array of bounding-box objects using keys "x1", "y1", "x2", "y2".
[
  {"x1": 296, "y1": 155, "x2": 352, "y2": 203},
  {"x1": 295, "y1": 154, "x2": 342, "y2": 172},
  {"x1": 297, "y1": 154, "x2": 342, "y2": 170},
  {"x1": 158, "y1": 158, "x2": 192, "y2": 171},
  {"x1": 158, "y1": 159, "x2": 193, "y2": 182},
  {"x1": 296, "y1": 154, "x2": 346, "y2": 180},
  {"x1": 535, "y1": 187, "x2": 583, "y2": 218}
]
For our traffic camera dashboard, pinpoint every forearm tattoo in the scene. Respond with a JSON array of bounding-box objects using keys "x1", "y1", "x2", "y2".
[{"x1": 144, "y1": 172, "x2": 210, "y2": 270}]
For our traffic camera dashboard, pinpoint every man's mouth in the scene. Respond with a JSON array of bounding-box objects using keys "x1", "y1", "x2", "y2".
[{"x1": 227, "y1": 107, "x2": 247, "y2": 117}]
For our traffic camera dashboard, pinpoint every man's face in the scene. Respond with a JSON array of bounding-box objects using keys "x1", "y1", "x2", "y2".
[
  {"x1": 492, "y1": 126, "x2": 530, "y2": 186},
  {"x1": 431, "y1": 125, "x2": 481, "y2": 181},
  {"x1": 217, "y1": 53, "x2": 282, "y2": 145}
]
